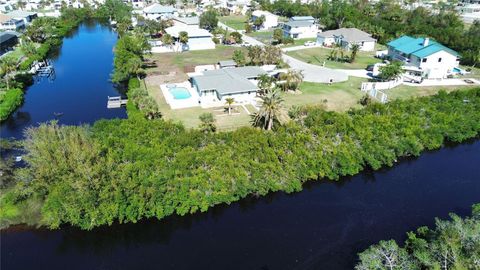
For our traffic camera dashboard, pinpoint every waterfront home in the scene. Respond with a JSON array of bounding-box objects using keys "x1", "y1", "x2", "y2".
[
  {"x1": 0, "y1": 14, "x2": 24, "y2": 31},
  {"x1": 316, "y1": 28, "x2": 376, "y2": 51},
  {"x1": 6, "y1": 10, "x2": 38, "y2": 25},
  {"x1": 282, "y1": 16, "x2": 318, "y2": 39},
  {"x1": 457, "y1": 4, "x2": 480, "y2": 23},
  {"x1": 165, "y1": 25, "x2": 215, "y2": 51},
  {"x1": 251, "y1": 10, "x2": 278, "y2": 29},
  {"x1": 143, "y1": 4, "x2": 177, "y2": 20},
  {"x1": 387, "y1": 35, "x2": 460, "y2": 79},
  {"x1": 191, "y1": 66, "x2": 264, "y2": 105},
  {"x1": 225, "y1": 0, "x2": 252, "y2": 15},
  {"x1": 0, "y1": 3, "x2": 14, "y2": 13},
  {"x1": 0, "y1": 31, "x2": 20, "y2": 53},
  {"x1": 172, "y1": 16, "x2": 200, "y2": 27}
]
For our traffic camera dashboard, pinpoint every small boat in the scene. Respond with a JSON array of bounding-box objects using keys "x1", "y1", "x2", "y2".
[
  {"x1": 15, "y1": 156, "x2": 22, "y2": 162},
  {"x1": 53, "y1": 112, "x2": 64, "y2": 117}
]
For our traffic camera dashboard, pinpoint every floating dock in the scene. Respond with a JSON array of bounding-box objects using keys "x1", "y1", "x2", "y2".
[{"x1": 107, "y1": 96, "x2": 128, "y2": 108}]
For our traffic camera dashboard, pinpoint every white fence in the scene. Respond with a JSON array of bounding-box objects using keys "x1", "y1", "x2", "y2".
[
  {"x1": 361, "y1": 79, "x2": 403, "y2": 91},
  {"x1": 361, "y1": 88, "x2": 388, "y2": 103}
]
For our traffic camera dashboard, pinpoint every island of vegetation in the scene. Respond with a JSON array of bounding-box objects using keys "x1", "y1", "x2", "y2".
[
  {"x1": 1, "y1": 86, "x2": 479, "y2": 229},
  {"x1": 355, "y1": 204, "x2": 480, "y2": 270}
]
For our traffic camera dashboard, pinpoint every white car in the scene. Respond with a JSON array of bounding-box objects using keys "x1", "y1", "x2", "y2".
[{"x1": 304, "y1": 41, "x2": 316, "y2": 46}]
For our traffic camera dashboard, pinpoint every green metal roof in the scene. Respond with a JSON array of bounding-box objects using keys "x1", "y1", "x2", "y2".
[{"x1": 387, "y1": 35, "x2": 460, "y2": 58}]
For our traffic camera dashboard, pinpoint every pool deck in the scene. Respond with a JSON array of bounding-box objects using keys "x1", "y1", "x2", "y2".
[{"x1": 160, "y1": 82, "x2": 200, "y2": 109}]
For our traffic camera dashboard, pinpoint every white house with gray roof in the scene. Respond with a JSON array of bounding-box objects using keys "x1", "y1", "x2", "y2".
[
  {"x1": 282, "y1": 16, "x2": 318, "y2": 39},
  {"x1": 191, "y1": 66, "x2": 265, "y2": 104},
  {"x1": 165, "y1": 25, "x2": 215, "y2": 51},
  {"x1": 316, "y1": 28, "x2": 376, "y2": 51},
  {"x1": 143, "y1": 4, "x2": 177, "y2": 20}
]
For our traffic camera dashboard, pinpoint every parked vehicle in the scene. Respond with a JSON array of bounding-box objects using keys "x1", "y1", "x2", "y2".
[
  {"x1": 366, "y1": 64, "x2": 374, "y2": 72},
  {"x1": 304, "y1": 41, "x2": 316, "y2": 46}
]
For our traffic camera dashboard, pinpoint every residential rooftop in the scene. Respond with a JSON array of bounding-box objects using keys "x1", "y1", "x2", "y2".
[
  {"x1": 387, "y1": 35, "x2": 459, "y2": 58},
  {"x1": 318, "y1": 28, "x2": 376, "y2": 42},
  {"x1": 192, "y1": 66, "x2": 265, "y2": 97},
  {"x1": 165, "y1": 25, "x2": 212, "y2": 38},
  {"x1": 284, "y1": 20, "x2": 314, "y2": 28},
  {"x1": 144, "y1": 3, "x2": 176, "y2": 13},
  {"x1": 6, "y1": 10, "x2": 37, "y2": 18},
  {"x1": 172, "y1": 16, "x2": 199, "y2": 25}
]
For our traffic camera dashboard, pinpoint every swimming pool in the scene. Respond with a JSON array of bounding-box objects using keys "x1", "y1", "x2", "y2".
[{"x1": 169, "y1": 87, "x2": 191, "y2": 99}]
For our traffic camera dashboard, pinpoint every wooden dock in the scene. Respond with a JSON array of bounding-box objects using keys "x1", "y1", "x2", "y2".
[{"x1": 107, "y1": 96, "x2": 128, "y2": 108}]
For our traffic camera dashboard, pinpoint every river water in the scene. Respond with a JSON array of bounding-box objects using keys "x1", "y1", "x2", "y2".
[
  {"x1": 0, "y1": 22, "x2": 126, "y2": 139},
  {"x1": 1, "y1": 23, "x2": 480, "y2": 270}
]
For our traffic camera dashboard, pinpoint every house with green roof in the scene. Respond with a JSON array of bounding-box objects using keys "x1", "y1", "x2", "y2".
[{"x1": 387, "y1": 36, "x2": 460, "y2": 79}]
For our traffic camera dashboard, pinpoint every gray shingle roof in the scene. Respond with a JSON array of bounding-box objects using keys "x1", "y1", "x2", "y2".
[
  {"x1": 218, "y1": 60, "x2": 237, "y2": 67},
  {"x1": 173, "y1": 16, "x2": 199, "y2": 25},
  {"x1": 284, "y1": 20, "x2": 314, "y2": 28},
  {"x1": 318, "y1": 28, "x2": 375, "y2": 42},
  {"x1": 192, "y1": 66, "x2": 265, "y2": 96},
  {"x1": 6, "y1": 10, "x2": 37, "y2": 18},
  {"x1": 144, "y1": 4, "x2": 176, "y2": 14}
]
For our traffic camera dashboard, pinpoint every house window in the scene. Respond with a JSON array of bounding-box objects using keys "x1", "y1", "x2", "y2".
[
  {"x1": 422, "y1": 58, "x2": 427, "y2": 63},
  {"x1": 438, "y1": 58, "x2": 442, "y2": 62}
]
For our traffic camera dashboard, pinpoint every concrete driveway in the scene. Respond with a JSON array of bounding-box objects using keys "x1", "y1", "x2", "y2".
[{"x1": 282, "y1": 54, "x2": 349, "y2": 83}]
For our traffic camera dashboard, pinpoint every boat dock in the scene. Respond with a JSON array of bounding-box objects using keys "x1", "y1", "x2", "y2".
[{"x1": 107, "y1": 96, "x2": 128, "y2": 108}]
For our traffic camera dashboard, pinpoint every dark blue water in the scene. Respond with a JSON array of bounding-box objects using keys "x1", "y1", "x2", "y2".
[
  {"x1": 0, "y1": 22, "x2": 126, "y2": 139},
  {"x1": 2, "y1": 140, "x2": 479, "y2": 270}
]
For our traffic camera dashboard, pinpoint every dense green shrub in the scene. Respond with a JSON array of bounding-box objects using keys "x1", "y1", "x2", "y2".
[
  {"x1": 356, "y1": 204, "x2": 480, "y2": 270},
  {"x1": 0, "y1": 89, "x2": 23, "y2": 121},
  {"x1": 4, "y1": 88, "x2": 478, "y2": 229}
]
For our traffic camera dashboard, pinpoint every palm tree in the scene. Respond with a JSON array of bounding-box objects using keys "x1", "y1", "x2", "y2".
[
  {"x1": 21, "y1": 41, "x2": 37, "y2": 58},
  {"x1": 17, "y1": 0, "x2": 26, "y2": 10},
  {"x1": 161, "y1": 33, "x2": 174, "y2": 48},
  {"x1": 350, "y1": 44, "x2": 360, "y2": 63},
  {"x1": 179, "y1": 31, "x2": 189, "y2": 44},
  {"x1": 1, "y1": 56, "x2": 18, "y2": 90},
  {"x1": 198, "y1": 112, "x2": 216, "y2": 133},
  {"x1": 225, "y1": 97, "x2": 235, "y2": 115},
  {"x1": 252, "y1": 90, "x2": 288, "y2": 131},
  {"x1": 257, "y1": 74, "x2": 274, "y2": 95},
  {"x1": 279, "y1": 70, "x2": 303, "y2": 92}
]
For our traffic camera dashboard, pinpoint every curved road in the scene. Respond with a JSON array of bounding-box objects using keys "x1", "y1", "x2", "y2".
[
  {"x1": 282, "y1": 54, "x2": 349, "y2": 83},
  {"x1": 218, "y1": 22, "x2": 349, "y2": 83}
]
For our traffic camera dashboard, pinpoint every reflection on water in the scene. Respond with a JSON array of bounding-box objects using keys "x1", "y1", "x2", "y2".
[{"x1": 0, "y1": 22, "x2": 126, "y2": 139}]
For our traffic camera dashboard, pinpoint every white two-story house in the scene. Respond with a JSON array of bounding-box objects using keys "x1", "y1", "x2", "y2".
[
  {"x1": 387, "y1": 36, "x2": 460, "y2": 79},
  {"x1": 282, "y1": 16, "x2": 318, "y2": 39},
  {"x1": 251, "y1": 10, "x2": 278, "y2": 29}
]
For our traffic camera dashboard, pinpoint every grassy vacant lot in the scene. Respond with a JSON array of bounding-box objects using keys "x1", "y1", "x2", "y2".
[
  {"x1": 219, "y1": 15, "x2": 247, "y2": 30},
  {"x1": 246, "y1": 30, "x2": 274, "y2": 44},
  {"x1": 285, "y1": 77, "x2": 367, "y2": 111},
  {"x1": 286, "y1": 47, "x2": 382, "y2": 69},
  {"x1": 145, "y1": 46, "x2": 245, "y2": 83}
]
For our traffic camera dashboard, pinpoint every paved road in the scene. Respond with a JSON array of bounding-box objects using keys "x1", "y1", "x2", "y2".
[
  {"x1": 282, "y1": 54, "x2": 349, "y2": 83},
  {"x1": 217, "y1": 23, "x2": 350, "y2": 83},
  {"x1": 281, "y1": 44, "x2": 322, "y2": 52},
  {"x1": 217, "y1": 22, "x2": 265, "y2": 46}
]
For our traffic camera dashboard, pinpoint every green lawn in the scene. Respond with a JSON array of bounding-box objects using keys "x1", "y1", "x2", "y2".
[
  {"x1": 246, "y1": 30, "x2": 274, "y2": 44},
  {"x1": 145, "y1": 82, "x2": 253, "y2": 130},
  {"x1": 282, "y1": 38, "x2": 317, "y2": 48},
  {"x1": 219, "y1": 15, "x2": 247, "y2": 30},
  {"x1": 284, "y1": 77, "x2": 367, "y2": 111},
  {"x1": 286, "y1": 47, "x2": 382, "y2": 69},
  {"x1": 384, "y1": 84, "x2": 478, "y2": 100},
  {"x1": 1, "y1": 46, "x2": 24, "y2": 62}
]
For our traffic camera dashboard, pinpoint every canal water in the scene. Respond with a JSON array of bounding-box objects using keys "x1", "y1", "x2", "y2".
[
  {"x1": 1, "y1": 23, "x2": 480, "y2": 270},
  {"x1": 0, "y1": 22, "x2": 126, "y2": 139},
  {"x1": 1, "y1": 141, "x2": 479, "y2": 270}
]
